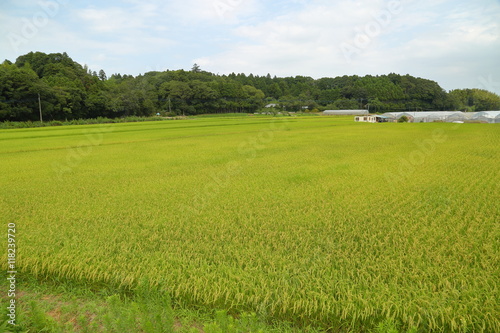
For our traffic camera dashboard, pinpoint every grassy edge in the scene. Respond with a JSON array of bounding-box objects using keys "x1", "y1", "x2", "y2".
[
  {"x1": 0, "y1": 275, "x2": 420, "y2": 333},
  {"x1": 1, "y1": 274, "x2": 329, "y2": 333},
  {"x1": 0, "y1": 112, "x2": 325, "y2": 130}
]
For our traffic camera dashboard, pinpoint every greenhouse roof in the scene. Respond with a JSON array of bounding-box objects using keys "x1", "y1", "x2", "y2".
[
  {"x1": 324, "y1": 110, "x2": 368, "y2": 115},
  {"x1": 385, "y1": 111, "x2": 463, "y2": 118},
  {"x1": 473, "y1": 111, "x2": 500, "y2": 118}
]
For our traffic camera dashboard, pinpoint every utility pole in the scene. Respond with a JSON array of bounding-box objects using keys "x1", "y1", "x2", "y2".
[{"x1": 38, "y1": 93, "x2": 43, "y2": 123}]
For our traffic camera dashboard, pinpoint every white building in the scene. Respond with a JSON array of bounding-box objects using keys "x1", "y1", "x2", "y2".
[
  {"x1": 355, "y1": 115, "x2": 389, "y2": 123},
  {"x1": 324, "y1": 110, "x2": 368, "y2": 116}
]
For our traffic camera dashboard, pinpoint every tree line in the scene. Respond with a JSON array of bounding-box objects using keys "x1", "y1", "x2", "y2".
[{"x1": 1, "y1": 51, "x2": 499, "y2": 122}]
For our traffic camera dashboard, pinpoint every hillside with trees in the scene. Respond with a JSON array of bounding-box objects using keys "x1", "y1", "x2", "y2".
[{"x1": 1, "y1": 51, "x2": 500, "y2": 121}]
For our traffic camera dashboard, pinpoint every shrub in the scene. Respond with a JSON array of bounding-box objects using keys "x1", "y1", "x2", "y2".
[{"x1": 398, "y1": 115, "x2": 409, "y2": 123}]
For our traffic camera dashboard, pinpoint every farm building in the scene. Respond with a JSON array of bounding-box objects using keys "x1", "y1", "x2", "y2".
[
  {"x1": 355, "y1": 115, "x2": 388, "y2": 123},
  {"x1": 324, "y1": 110, "x2": 368, "y2": 116}
]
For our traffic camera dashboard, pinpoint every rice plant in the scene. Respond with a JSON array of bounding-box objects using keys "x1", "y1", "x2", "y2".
[{"x1": 1, "y1": 117, "x2": 498, "y2": 332}]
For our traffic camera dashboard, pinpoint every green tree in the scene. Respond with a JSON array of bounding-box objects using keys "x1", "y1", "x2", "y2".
[
  {"x1": 241, "y1": 85, "x2": 265, "y2": 112},
  {"x1": 4, "y1": 50, "x2": 497, "y2": 121},
  {"x1": 0, "y1": 61, "x2": 42, "y2": 121},
  {"x1": 159, "y1": 81, "x2": 193, "y2": 115},
  {"x1": 98, "y1": 69, "x2": 107, "y2": 81},
  {"x1": 189, "y1": 80, "x2": 219, "y2": 114},
  {"x1": 448, "y1": 88, "x2": 500, "y2": 111},
  {"x1": 191, "y1": 63, "x2": 201, "y2": 73}
]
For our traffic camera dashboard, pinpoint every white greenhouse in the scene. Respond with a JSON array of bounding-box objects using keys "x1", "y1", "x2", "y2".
[
  {"x1": 446, "y1": 112, "x2": 469, "y2": 123},
  {"x1": 380, "y1": 111, "x2": 489, "y2": 123},
  {"x1": 351, "y1": 111, "x2": 500, "y2": 123},
  {"x1": 324, "y1": 110, "x2": 369, "y2": 116},
  {"x1": 409, "y1": 111, "x2": 463, "y2": 123},
  {"x1": 471, "y1": 111, "x2": 500, "y2": 123}
]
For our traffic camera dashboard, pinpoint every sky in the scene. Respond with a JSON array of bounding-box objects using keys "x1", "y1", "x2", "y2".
[{"x1": 1, "y1": 0, "x2": 499, "y2": 94}]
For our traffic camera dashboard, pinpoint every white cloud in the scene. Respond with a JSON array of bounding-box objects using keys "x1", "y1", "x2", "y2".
[
  {"x1": 77, "y1": 7, "x2": 143, "y2": 33},
  {"x1": 116, "y1": 0, "x2": 262, "y2": 26},
  {"x1": 194, "y1": 0, "x2": 500, "y2": 94},
  {"x1": 76, "y1": 3, "x2": 162, "y2": 34},
  {"x1": 195, "y1": 1, "x2": 404, "y2": 76},
  {"x1": 1, "y1": 0, "x2": 499, "y2": 94}
]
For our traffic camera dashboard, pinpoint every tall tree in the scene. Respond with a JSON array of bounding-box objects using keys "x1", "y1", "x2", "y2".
[{"x1": 98, "y1": 69, "x2": 107, "y2": 81}]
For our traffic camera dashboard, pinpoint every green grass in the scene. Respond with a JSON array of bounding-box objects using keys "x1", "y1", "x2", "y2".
[
  {"x1": 1, "y1": 116, "x2": 499, "y2": 332},
  {"x1": 1, "y1": 278, "x2": 304, "y2": 332}
]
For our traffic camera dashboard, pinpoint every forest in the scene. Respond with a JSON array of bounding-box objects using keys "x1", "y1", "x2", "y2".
[{"x1": 1, "y1": 51, "x2": 500, "y2": 121}]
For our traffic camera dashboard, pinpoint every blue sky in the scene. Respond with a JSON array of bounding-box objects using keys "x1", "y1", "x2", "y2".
[{"x1": 1, "y1": 0, "x2": 499, "y2": 94}]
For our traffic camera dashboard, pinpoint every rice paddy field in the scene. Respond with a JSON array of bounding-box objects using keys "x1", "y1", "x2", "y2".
[{"x1": 1, "y1": 115, "x2": 499, "y2": 332}]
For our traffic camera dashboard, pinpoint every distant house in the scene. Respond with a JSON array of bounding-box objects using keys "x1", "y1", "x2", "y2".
[
  {"x1": 355, "y1": 115, "x2": 388, "y2": 123},
  {"x1": 323, "y1": 110, "x2": 368, "y2": 116}
]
